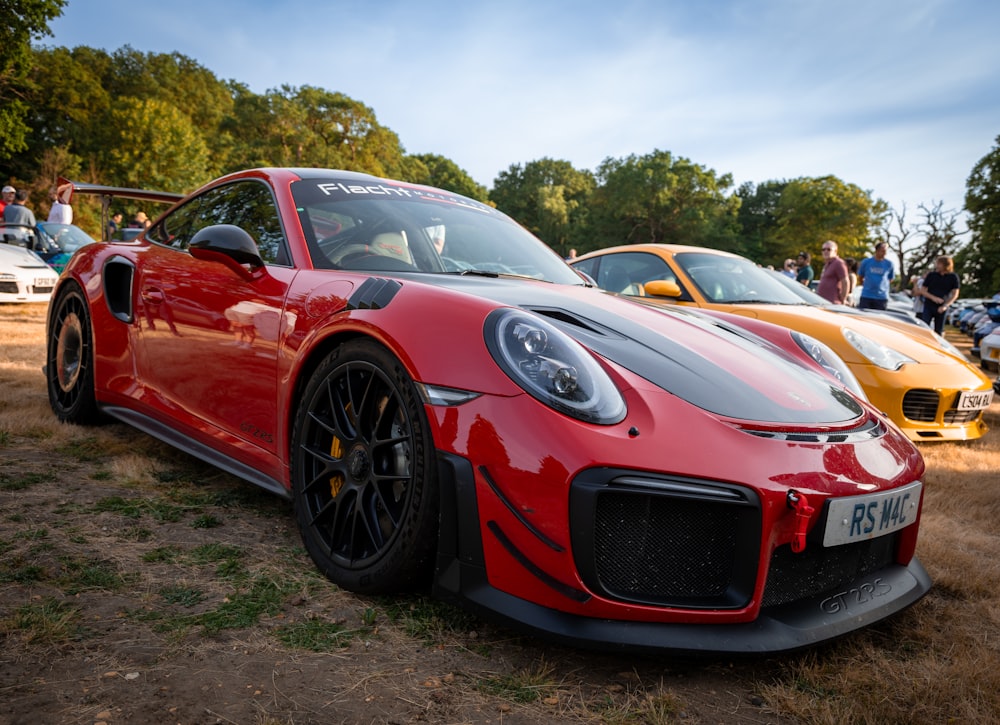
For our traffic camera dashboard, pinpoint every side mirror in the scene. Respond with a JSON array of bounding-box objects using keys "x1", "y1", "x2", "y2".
[
  {"x1": 644, "y1": 279, "x2": 682, "y2": 298},
  {"x1": 189, "y1": 224, "x2": 264, "y2": 278}
]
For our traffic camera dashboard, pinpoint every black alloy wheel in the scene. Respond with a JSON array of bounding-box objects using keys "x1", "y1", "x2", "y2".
[
  {"x1": 291, "y1": 340, "x2": 438, "y2": 593},
  {"x1": 47, "y1": 283, "x2": 101, "y2": 424}
]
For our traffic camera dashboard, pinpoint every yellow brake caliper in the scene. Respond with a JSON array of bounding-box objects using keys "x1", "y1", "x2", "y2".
[{"x1": 329, "y1": 435, "x2": 345, "y2": 497}]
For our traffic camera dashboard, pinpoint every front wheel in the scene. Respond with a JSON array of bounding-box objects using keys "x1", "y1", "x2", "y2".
[
  {"x1": 291, "y1": 340, "x2": 439, "y2": 593},
  {"x1": 47, "y1": 283, "x2": 102, "y2": 425}
]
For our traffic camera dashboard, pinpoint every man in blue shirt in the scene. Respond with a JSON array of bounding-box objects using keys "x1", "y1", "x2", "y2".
[{"x1": 857, "y1": 242, "x2": 895, "y2": 310}]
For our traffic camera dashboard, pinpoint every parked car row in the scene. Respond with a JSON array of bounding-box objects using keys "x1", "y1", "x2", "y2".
[{"x1": 950, "y1": 298, "x2": 1000, "y2": 372}]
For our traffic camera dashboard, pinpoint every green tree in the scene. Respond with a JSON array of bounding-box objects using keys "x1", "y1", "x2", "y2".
[
  {"x1": 404, "y1": 153, "x2": 488, "y2": 202},
  {"x1": 589, "y1": 150, "x2": 740, "y2": 251},
  {"x1": 106, "y1": 47, "x2": 234, "y2": 174},
  {"x1": 0, "y1": 0, "x2": 65, "y2": 159},
  {"x1": 769, "y1": 176, "x2": 886, "y2": 266},
  {"x1": 105, "y1": 97, "x2": 210, "y2": 192},
  {"x1": 959, "y1": 134, "x2": 1000, "y2": 296},
  {"x1": 736, "y1": 180, "x2": 788, "y2": 263},
  {"x1": 224, "y1": 85, "x2": 406, "y2": 176},
  {"x1": 490, "y1": 158, "x2": 595, "y2": 256},
  {"x1": 17, "y1": 46, "x2": 234, "y2": 185}
]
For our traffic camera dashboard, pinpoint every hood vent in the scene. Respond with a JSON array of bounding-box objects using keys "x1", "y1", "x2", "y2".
[{"x1": 740, "y1": 417, "x2": 885, "y2": 443}]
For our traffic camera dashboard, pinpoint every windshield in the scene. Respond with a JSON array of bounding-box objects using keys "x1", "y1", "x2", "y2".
[
  {"x1": 290, "y1": 178, "x2": 583, "y2": 284},
  {"x1": 766, "y1": 267, "x2": 835, "y2": 305},
  {"x1": 0, "y1": 223, "x2": 50, "y2": 252},
  {"x1": 37, "y1": 223, "x2": 97, "y2": 254},
  {"x1": 674, "y1": 252, "x2": 812, "y2": 304}
]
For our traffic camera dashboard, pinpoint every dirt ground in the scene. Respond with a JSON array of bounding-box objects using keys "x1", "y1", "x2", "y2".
[
  {"x1": 0, "y1": 450, "x2": 787, "y2": 725},
  {"x1": 1, "y1": 301, "x2": 996, "y2": 725}
]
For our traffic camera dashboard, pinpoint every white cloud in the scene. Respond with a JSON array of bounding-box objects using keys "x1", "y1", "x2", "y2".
[{"x1": 45, "y1": 0, "x2": 1000, "y2": 212}]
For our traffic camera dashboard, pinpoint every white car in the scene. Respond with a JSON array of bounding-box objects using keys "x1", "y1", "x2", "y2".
[
  {"x1": 0, "y1": 243, "x2": 58, "y2": 303},
  {"x1": 980, "y1": 328, "x2": 1000, "y2": 372}
]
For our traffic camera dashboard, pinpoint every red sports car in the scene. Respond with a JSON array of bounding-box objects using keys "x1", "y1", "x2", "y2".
[{"x1": 47, "y1": 168, "x2": 929, "y2": 654}]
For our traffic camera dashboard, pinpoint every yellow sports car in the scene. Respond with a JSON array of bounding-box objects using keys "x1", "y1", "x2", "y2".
[{"x1": 572, "y1": 244, "x2": 994, "y2": 441}]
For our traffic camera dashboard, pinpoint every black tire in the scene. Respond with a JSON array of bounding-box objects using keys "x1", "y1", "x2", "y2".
[
  {"x1": 291, "y1": 340, "x2": 438, "y2": 594},
  {"x1": 47, "y1": 283, "x2": 102, "y2": 425}
]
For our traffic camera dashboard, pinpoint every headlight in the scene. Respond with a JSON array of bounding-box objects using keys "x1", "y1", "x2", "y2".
[
  {"x1": 485, "y1": 308, "x2": 626, "y2": 424},
  {"x1": 934, "y1": 332, "x2": 965, "y2": 358},
  {"x1": 790, "y1": 331, "x2": 867, "y2": 400},
  {"x1": 842, "y1": 328, "x2": 915, "y2": 371}
]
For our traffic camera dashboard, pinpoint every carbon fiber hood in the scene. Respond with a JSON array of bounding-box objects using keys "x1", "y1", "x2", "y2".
[{"x1": 415, "y1": 274, "x2": 866, "y2": 425}]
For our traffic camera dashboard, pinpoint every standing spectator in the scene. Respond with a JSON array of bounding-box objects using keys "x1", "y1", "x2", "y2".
[
  {"x1": 910, "y1": 270, "x2": 928, "y2": 316},
  {"x1": 856, "y1": 242, "x2": 895, "y2": 310},
  {"x1": 0, "y1": 185, "x2": 14, "y2": 216},
  {"x1": 816, "y1": 240, "x2": 849, "y2": 304},
  {"x1": 795, "y1": 251, "x2": 814, "y2": 287},
  {"x1": 780, "y1": 259, "x2": 797, "y2": 278},
  {"x1": 3, "y1": 189, "x2": 37, "y2": 226},
  {"x1": 107, "y1": 212, "x2": 123, "y2": 240},
  {"x1": 129, "y1": 211, "x2": 150, "y2": 229},
  {"x1": 917, "y1": 255, "x2": 960, "y2": 334},
  {"x1": 844, "y1": 256, "x2": 859, "y2": 303},
  {"x1": 47, "y1": 182, "x2": 73, "y2": 224}
]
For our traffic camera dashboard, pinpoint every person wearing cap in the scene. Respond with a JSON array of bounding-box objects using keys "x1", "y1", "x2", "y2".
[
  {"x1": 0, "y1": 185, "x2": 14, "y2": 216},
  {"x1": 3, "y1": 189, "x2": 36, "y2": 226},
  {"x1": 795, "y1": 251, "x2": 814, "y2": 286}
]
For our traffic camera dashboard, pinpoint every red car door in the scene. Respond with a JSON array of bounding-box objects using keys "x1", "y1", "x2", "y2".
[
  {"x1": 133, "y1": 244, "x2": 292, "y2": 453},
  {"x1": 131, "y1": 179, "x2": 296, "y2": 455}
]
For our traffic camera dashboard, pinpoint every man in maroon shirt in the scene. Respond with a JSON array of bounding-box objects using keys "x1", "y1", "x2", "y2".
[{"x1": 816, "y1": 240, "x2": 849, "y2": 304}]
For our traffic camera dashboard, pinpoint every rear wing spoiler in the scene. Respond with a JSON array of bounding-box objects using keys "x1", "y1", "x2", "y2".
[{"x1": 58, "y1": 176, "x2": 186, "y2": 239}]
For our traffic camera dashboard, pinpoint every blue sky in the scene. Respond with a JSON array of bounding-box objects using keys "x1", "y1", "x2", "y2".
[{"x1": 44, "y1": 0, "x2": 999, "y2": 216}]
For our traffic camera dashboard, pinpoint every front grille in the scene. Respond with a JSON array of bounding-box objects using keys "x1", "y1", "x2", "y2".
[
  {"x1": 902, "y1": 389, "x2": 939, "y2": 422},
  {"x1": 943, "y1": 408, "x2": 980, "y2": 423},
  {"x1": 594, "y1": 494, "x2": 738, "y2": 599},
  {"x1": 762, "y1": 533, "x2": 898, "y2": 609},
  {"x1": 0, "y1": 282, "x2": 18, "y2": 294},
  {"x1": 32, "y1": 285, "x2": 54, "y2": 294},
  {"x1": 571, "y1": 472, "x2": 760, "y2": 609}
]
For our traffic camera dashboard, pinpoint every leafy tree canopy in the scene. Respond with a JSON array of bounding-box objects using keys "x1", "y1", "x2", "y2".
[
  {"x1": 0, "y1": 0, "x2": 65, "y2": 157},
  {"x1": 589, "y1": 149, "x2": 740, "y2": 251},
  {"x1": 490, "y1": 158, "x2": 595, "y2": 255},
  {"x1": 959, "y1": 134, "x2": 1000, "y2": 295},
  {"x1": 404, "y1": 153, "x2": 488, "y2": 202},
  {"x1": 737, "y1": 176, "x2": 886, "y2": 270}
]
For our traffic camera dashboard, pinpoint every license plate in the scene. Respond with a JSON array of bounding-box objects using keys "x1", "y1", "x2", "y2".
[
  {"x1": 957, "y1": 389, "x2": 994, "y2": 410},
  {"x1": 823, "y1": 481, "x2": 922, "y2": 547},
  {"x1": 35, "y1": 277, "x2": 56, "y2": 287}
]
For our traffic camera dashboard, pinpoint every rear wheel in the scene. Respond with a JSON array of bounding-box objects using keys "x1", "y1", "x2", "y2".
[
  {"x1": 291, "y1": 340, "x2": 438, "y2": 593},
  {"x1": 47, "y1": 283, "x2": 101, "y2": 424}
]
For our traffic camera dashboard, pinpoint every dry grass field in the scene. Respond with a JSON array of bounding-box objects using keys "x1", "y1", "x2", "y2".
[{"x1": 1, "y1": 300, "x2": 998, "y2": 725}]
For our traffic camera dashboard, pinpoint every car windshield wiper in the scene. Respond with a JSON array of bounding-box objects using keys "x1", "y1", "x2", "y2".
[{"x1": 447, "y1": 269, "x2": 558, "y2": 283}]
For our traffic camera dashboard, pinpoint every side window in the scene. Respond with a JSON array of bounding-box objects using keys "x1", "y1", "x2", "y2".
[
  {"x1": 572, "y1": 257, "x2": 598, "y2": 281},
  {"x1": 148, "y1": 181, "x2": 289, "y2": 265},
  {"x1": 595, "y1": 252, "x2": 676, "y2": 294},
  {"x1": 148, "y1": 197, "x2": 202, "y2": 249}
]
